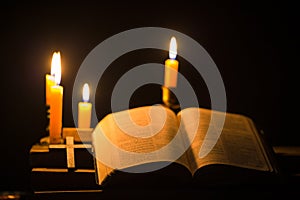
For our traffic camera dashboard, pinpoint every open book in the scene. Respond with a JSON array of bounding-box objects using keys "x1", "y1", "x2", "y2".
[{"x1": 92, "y1": 105, "x2": 278, "y2": 188}]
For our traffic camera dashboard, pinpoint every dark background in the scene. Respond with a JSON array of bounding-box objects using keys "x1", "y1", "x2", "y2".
[{"x1": 0, "y1": 1, "x2": 292, "y2": 192}]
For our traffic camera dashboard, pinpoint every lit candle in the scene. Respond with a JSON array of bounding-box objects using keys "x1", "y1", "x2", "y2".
[
  {"x1": 49, "y1": 52, "x2": 63, "y2": 144},
  {"x1": 45, "y1": 52, "x2": 59, "y2": 105},
  {"x1": 78, "y1": 83, "x2": 92, "y2": 128},
  {"x1": 164, "y1": 37, "x2": 179, "y2": 88}
]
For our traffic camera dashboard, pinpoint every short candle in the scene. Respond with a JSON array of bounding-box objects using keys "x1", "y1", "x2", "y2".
[
  {"x1": 78, "y1": 83, "x2": 92, "y2": 128},
  {"x1": 164, "y1": 36, "x2": 179, "y2": 88}
]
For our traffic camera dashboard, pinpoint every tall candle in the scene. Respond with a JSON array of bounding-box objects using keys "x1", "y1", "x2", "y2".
[
  {"x1": 164, "y1": 37, "x2": 179, "y2": 88},
  {"x1": 45, "y1": 52, "x2": 59, "y2": 105},
  {"x1": 49, "y1": 52, "x2": 63, "y2": 144},
  {"x1": 78, "y1": 83, "x2": 92, "y2": 128}
]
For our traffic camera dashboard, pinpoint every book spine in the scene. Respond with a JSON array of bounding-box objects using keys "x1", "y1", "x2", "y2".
[
  {"x1": 30, "y1": 169, "x2": 99, "y2": 191},
  {"x1": 30, "y1": 148, "x2": 94, "y2": 169}
]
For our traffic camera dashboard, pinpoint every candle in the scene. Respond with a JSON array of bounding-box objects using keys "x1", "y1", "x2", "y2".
[
  {"x1": 49, "y1": 52, "x2": 63, "y2": 144},
  {"x1": 78, "y1": 83, "x2": 92, "y2": 128},
  {"x1": 164, "y1": 36, "x2": 179, "y2": 88},
  {"x1": 45, "y1": 52, "x2": 59, "y2": 105}
]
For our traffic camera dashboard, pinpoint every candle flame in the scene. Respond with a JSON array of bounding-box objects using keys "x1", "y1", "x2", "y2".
[
  {"x1": 82, "y1": 83, "x2": 90, "y2": 102},
  {"x1": 169, "y1": 37, "x2": 177, "y2": 59},
  {"x1": 51, "y1": 52, "x2": 61, "y2": 85}
]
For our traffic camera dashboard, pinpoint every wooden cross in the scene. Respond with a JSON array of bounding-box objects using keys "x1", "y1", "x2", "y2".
[
  {"x1": 48, "y1": 137, "x2": 92, "y2": 169},
  {"x1": 66, "y1": 136, "x2": 75, "y2": 168}
]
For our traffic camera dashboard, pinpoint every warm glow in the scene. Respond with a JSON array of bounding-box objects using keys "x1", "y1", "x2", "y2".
[
  {"x1": 169, "y1": 37, "x2": 177, "y2": 59},
  {"x1": 82, "y1": 83, "x2": 90, "y2": 102},
  {"x1": 51, "y1": 52, "x2": 61, "y2": 85}
]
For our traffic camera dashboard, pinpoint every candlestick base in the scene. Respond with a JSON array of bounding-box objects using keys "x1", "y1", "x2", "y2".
[
  {"x1": 50, "y1": 137, "x2": 64, "y2": 144},
  {"x1": 161, "y1": 86, "x2": 180, "y2": 113},
  {"x1": 63, "y1": 127, "x2": 94, "y2": 143},
  {"x1": 40, "y1": 128, "x2": 94, "y2": 144},
  {"x1": 40, "y1": 136, "x2": 64, "y2": 145}
]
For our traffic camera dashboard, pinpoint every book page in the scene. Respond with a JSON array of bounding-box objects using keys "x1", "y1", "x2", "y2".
[
  {"x1": 92, "y1": 105, "x2": 191, "y2": 184},
  {"x1": 177, "y1": 108, "x2": 271, "y2": 175}
]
